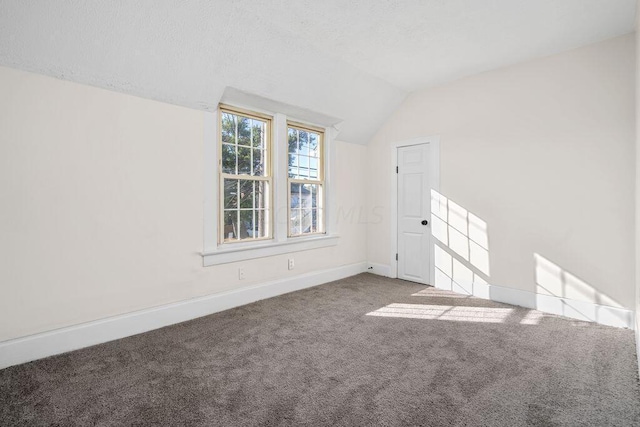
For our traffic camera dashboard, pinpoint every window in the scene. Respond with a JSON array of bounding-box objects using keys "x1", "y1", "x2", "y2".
[
  {"x1": 204, "y1": 99, "x2": 338, "y2": 265},
  {"x1": 219, "y1": 106, "x2": 272, "y2": 243},
  {"x1": 287, "y1": 123, "x2": 324, "y2": 236}
]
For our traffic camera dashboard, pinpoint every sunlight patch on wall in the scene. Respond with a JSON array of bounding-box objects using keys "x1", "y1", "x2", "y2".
[
  {"x1": 469, "y1": 213, "x2": 488, "y2": 248},
  {"x1": 447, "y1": 200, "x2": 468, "y2": 237},
  {"x1": 431, "y1": 190, "x2": 490, "y2": 276},
  {"x1": 534, "y1": 253, "x2": 621, "y2": 308},
  {"x1": 434, "y1": 242, "x2": 487, "y2": 296},
  {"x1": 533, "y1": 253, "x2": 630, "y2": 327}
]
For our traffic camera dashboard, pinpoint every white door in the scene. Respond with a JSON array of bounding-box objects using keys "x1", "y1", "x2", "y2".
[{"x1": 397, "y1": 144, "x2": 431, "y2": 284}]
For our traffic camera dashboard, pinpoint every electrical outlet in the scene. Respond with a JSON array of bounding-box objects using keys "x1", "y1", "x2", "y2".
[
  {"x1": 238, "y1": 267, "x2": 245, "y2": 280},
  {"x1": 288, "y1": 258, "x2": 295, "y2": 270}
]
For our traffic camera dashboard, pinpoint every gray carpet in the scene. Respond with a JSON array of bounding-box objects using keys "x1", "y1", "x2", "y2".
[{"x1": 1, "y1": 273, "x2": 639, "y2": 426}]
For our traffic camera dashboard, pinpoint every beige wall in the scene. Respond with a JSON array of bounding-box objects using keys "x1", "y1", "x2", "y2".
[
  {"x1": 0, "y1": 66, "x2": 367, "y2": 341},
  {"x1": 368, "y1": 34, "x2": 636, "y2": 310},
  {"x1": 635, "y1": 8, "x2": 640, "y2": 360}
]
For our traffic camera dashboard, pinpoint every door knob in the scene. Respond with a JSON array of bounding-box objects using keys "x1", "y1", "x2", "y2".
[{"x1": 421, "y1": 220, "x2": 428, "y2": 226}]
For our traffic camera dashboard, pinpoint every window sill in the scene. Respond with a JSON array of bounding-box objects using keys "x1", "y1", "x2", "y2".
[{"x1": 202, "y1": 234, "x2": 339, "y2": 266}]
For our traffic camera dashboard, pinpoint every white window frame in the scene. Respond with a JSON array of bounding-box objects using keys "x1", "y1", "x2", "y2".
[
  {"x1": 202, "y1": 104, "x2": 338, "y2": 266},
  {"x1": 287, "y1": 121, "x2": 325, "y2": 238},
  {"x1": 218, "y1": 105, "x2": 273, "y2": 244}
]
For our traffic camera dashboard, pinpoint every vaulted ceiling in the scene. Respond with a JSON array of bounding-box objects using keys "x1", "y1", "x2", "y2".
[{"x1": 0, "y1": 0, "x2": 635, "y2": 144}]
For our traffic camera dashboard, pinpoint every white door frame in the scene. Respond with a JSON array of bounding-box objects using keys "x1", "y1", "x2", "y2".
[{"x1": 390, "y1": 136, "x2": 440, "y2": 284}]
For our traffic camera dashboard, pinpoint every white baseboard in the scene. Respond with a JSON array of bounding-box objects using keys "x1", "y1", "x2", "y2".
[
  {"x1": 366, "y1": 262, "x2": 392, "y2": 277},
  {"x1": 0, "y1": 262, "x2": 367, "y2": 370},
  {"x1": 437, "y1": 280, "x2": 634, "y2": 329}
]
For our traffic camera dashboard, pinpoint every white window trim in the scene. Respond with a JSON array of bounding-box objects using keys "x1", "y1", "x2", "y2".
[
  {"x1": 202, "y1": 107, "x2": 339, "y2": 266},
  {"x1": 287, "y1": 121, "x2": 326, "y2": 237}
]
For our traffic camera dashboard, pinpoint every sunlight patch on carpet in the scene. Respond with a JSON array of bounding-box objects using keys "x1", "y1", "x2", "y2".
[{"x1": 367, "y1": 303, "x2": 513, "y2": 323}]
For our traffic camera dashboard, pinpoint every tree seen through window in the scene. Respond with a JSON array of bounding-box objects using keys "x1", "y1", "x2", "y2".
[{"x1": 221, "y1": 110, "x2": 270, "y2": 242}]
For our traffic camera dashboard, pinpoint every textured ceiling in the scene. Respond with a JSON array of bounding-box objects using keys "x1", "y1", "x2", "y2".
[
  {"x1": 260, "y1": 0, "x2": 637, "y2": 91},
  {"x1": 0, "y1": 0, "x2": 635, "y2": 144}
]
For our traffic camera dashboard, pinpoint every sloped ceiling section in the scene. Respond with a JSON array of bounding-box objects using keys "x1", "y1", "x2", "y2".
[
  {"x1": 0, "y1": 0, "x2": 636, "y2": 144},
  {"x1": 0, "y1": 0, "x2": 406, "y2": 144},
  {"x1": 264, "y1": 0, "x2": 637, "y2": 91}
]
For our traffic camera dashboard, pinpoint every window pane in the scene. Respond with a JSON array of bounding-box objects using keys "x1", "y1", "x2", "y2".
[
  {"x1": 220, "y1": 109, "x2": 271, "y2": 243},
  {"x1": 309, "y1": 133, "x2": 319, "y2": 154},
  {"x1": 226, "y1": 182, "x2": 269, "y2": 241},
  {"x1": 310, "y1": 184, "x2": 319, "y2": 208},
  {"x1": 288, "y1": 128, "x2": 298, "y2": 154},
  {"x1": 255, "y1": 181, "x2": 268, "y2": 210},
  {"x1": 301, "y1": 208, "x2": 313, "y2": 234},
  {"x1": 239, "y1": 180, "x2": 254, "y2": 209},
  {"x1": 251, "y1": 120, "x2": 265, "y2": 148},
  {"x1": 287, "y1": 127, "x2": 322, "y2": 181},
  {"x1": 310, "y1": 184, "x2": 319, "y2": 207},
  {"x1": 298, "y1": 131, "x2": 309, "y2": 156},
  {"x1": 300, "y1": 183, "x2": 313, "y2": 208},
  {"x1": 223, "y1": 211, "x2": 238, "y2": 241},
  {"x1": 222, "y1": 144, "x2": 236, "y2": 174},
  {"x1": 255, "y1": 209, "x2": 267, "y2": 239},
  {"x1": 287, "y1": 126, "x2": 323, "y2": 236},
  {"x1": 298, "y1": 155, "x2": 309, "y2": 168},
  {"x1": 290, "y1": 209, "x2": 301, "y2": 235},
  {"x1": 224, "y1": 179, "x2": 238, "y2": 209},
  {"x1": 311, "y1": 209, "x2": 318, "y2": 233},
  {"x1": 252, "y1": 148, "x2": 265, "y2": 176},
  {"x1": 297, "y1": 156, "x2": 309, "y2": 179},
  {"x1": 309, "y1": 157, "x2": 319, "y2": 178},
  {"x1": 289, "y1": 183, "x2": 322, "y2": 236},
  {"x1": 222, "y1": 112, "x2": 268, "y2": 176},
  {"x1": 287, "y1": 126, "x2": 324, "y2": 235},
  {"x1": 239, "y1": 210, "x2": 253, "y2": 239},
  {"x1": 221, "y1": 113, "x2": 236, "y2": 144},
  {"x1": 288, "y1": 153, "x2": 298, "y2": 178},
  {"x1": 237, "y1": 117, "x2": 251, "y2": 146},
  {"x1": 290, "y1": 182, "x2": 301, "y2": 209},
  {"x1": 238, "y1": 146, "x2": 251, "y2": 175}
]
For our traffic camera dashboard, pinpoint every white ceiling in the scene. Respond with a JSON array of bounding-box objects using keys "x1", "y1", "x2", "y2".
[
  {"x1": 262, "y1": 0, "x2": 637, "y2": 91},
  {"x1": 0, "y1": 0, "x2": 636, "y2": 144}
]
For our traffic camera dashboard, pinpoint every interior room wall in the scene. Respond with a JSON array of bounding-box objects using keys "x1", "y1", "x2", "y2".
[
  {"x1": 367, "y1": 34, "x2": 636, "y2": 314},
  {"x1": 635, "y1": 7, "x2": 639, "y2": 365},
  {"x1": 0, "y1": 66, "x2": 367, "y2": 342}
]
